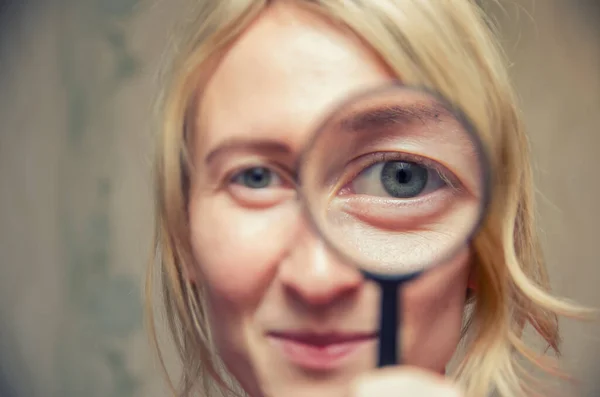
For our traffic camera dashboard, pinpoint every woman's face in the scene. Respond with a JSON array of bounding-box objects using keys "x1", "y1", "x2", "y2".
[{"x1": 188, "y1": 3, "x2": 472, "y2": 397}]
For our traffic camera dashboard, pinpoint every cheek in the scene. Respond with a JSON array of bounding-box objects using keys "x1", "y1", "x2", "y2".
[
  {"x1": 189, "y1": 196, "x2": 297, "y2": 304},
  {"x1": 402, "y1": 249, "x2": 471, "y2": 368}
]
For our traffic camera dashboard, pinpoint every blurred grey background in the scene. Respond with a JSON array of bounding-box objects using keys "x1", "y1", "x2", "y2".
[{"x1": 0, "y1": 1, "x2": 598, "y2": 396}]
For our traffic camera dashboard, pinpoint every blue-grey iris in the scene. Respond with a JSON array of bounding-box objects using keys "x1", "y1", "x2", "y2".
[{"x1": 380, "y1": 161, "x2": 428, "y2": 198}]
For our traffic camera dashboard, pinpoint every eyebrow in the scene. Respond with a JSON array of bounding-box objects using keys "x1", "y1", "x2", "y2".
[
  {"x1": 204, "y1": 102, "x2": 451, "y2": 165},
  {"x1": 339, "y1": 102, "x2": 449, "y2": 133},
  {"x1": 313, "y1": 102, "x2": 466, "y2": 184},
  {"x1": 204, "y1": 139, "x2": 292, "y2": 165}
]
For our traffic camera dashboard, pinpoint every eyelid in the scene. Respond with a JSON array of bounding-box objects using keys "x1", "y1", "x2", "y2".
[{"x1": 335, "y1": 152, "x2": 463, "y2": 193}]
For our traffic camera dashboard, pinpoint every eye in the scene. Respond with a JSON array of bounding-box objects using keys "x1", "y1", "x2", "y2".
[
  {"x1": 227, "y1": 165, "x2": 294, "y2": 208},
  {"x1": 231, "y1": 166, "x2": 282, "y2": 189},
  {"x1": 349, "y1": 159, "x2": 450, "y2": 199}
]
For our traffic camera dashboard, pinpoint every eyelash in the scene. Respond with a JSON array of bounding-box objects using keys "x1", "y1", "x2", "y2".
[
  {"x1": 336, "y1": 151, "x2": 462, "y2": 193},
  {"x1": 224, "y1": 162, "x2": 295, "y2": 188},
  {"x1": 221, "y1": 152, "x2": 461, "y2": 197}
]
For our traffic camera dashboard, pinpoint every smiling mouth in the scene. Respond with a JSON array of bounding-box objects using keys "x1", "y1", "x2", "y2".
[{"x1": 267, "y1": 331, "x2": 377, "y2": 371}]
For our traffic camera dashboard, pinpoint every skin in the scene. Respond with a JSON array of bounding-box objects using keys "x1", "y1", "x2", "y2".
[{"x1": 187, "y1": 3, "x2": 473, "y2": 397}]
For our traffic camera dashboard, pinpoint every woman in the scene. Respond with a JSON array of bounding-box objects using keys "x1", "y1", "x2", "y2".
[{"x1": 146, "y1": 1, "x2": 584, "y2": 396}]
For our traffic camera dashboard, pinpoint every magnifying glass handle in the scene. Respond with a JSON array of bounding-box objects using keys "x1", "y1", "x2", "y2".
[{"x1": 377, "y1": 281, "x2": 400, "y2": 367}]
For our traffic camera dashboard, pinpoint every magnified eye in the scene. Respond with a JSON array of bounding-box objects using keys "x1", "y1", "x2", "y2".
[
  {"x1": 351, "y1": 160, "x2": 448, "y2": 198},
  {"x1": 231, "y1": 166, "x2": 282, "y2": 189}
]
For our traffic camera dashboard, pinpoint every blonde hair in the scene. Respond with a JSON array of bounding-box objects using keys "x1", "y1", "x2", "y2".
[{"x1": 146, "y1": 1, "x2": 587, "y2": 396}]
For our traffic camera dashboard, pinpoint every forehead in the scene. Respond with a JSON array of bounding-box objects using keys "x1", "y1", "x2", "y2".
[{"x1": 196, "y1": 2, "x2": 395, "y2": 155}]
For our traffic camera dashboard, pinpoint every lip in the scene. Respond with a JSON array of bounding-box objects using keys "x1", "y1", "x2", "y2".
[{"x1": 267, "y1": 331, "x2": 377, "y2": 371}]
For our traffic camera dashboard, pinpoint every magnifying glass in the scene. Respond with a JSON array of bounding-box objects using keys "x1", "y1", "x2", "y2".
[{"x1": 298, "y1": 83, "x2": 492, "y2": 367}]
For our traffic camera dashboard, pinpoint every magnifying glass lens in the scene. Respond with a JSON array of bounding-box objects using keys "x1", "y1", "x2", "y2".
[{"x1": 299, "y1": 86, "x2": 489, "y2": 279}]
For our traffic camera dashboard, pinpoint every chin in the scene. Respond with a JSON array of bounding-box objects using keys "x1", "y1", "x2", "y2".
[
  {"x1": 263, "y1": 379, "x2": 357, "y2": 397},
  {"x1": 247, "y1": 368, "x2": 367, "y2": 397}
]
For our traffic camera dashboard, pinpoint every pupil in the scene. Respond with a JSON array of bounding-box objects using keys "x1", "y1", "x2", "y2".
[
  {"x1": 250, "y1": 170, "x2": 263, "y2": 182},
  {"x1": 244, "y1": 167, "x2": 271, "y2": 188},
  {"x1": 396, "y1": 169, "x2": 412, "y2": 184}
]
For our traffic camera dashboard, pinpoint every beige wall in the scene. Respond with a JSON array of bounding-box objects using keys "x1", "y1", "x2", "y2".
[
  {"x1": 0, "y1": 1, "x2": 598, "y2": 396},
  {"x1": 0, "y1": 1, "x2": 185, "y2": 396},
  {"x1": 489, "y1": 2, "x2": 600, "y2": 395}
]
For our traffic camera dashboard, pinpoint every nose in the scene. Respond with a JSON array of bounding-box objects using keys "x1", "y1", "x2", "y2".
[{"x1": 278, "y1": 216, "x2": 363, "y2": 307}]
